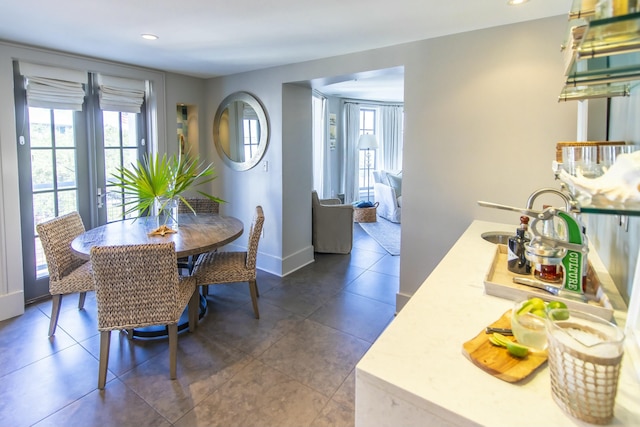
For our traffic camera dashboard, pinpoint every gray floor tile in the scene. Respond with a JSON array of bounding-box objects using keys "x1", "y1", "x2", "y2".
[
  {"x1": 79, "y1": 329, "x2": 172, "y2": 377},
  {"x1": 120, "y1": 332, "x2": 253, "y2": 423},
  {"x1": 369, "y1": 253, "x2": 401, "y2": 276},
  {"x1": 0, "y1": 344, "x2": 110, "y2": 427},
  {"x1": 0, "y1": 305, "x2": 76, "y2": 378},
  {"x1": 332, "y1": 369, "x2": 356, "y2": 411},
  {"x1": 343, "y1": 269, "x2": 399, "y2": 306},
  {"x1": 196, "y1": 300, "x2": 304, "y2": 357},
  {"x1": 0, "y1": 224, "x2": 399, "y2": 426},
  {"x1": 309, "y1": 291, "x2": 395, "y2": 342},
  {"x1": 33, "y1": 379, "x2": 171, "y2": 427},
  {"x1": 175, "y1": 359, "x2": 327, "y2": 427},
  {"x1": 257, "y1": 319, "x2": 370, "y2": 397},
  {"x1": 312, "y1": 399, "x2": 356, "y2": 427}
]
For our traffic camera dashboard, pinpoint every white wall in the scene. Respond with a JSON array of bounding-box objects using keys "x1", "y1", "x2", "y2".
[
  {"x1": 204, "y1": 16, "x2": 578, "y2": 308},
  {"x1": 4, "y1": 15, "x2": 630, "y2": 320},
  {"x1": 399, "y1": 16, "x2": 578, "y2": 308}
]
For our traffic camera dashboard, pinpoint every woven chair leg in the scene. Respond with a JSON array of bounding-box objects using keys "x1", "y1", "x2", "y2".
[
  {"x1": 126, "y1": 329, "x2": 134, "y2": 340},
  {"x1": 48, "y1": 294, "x2": 62, "y2": 336},
  {"x1": 98, "y1": 330, "x2": 111, "y2": 389},
  {"x1": 202, "y1": 285, "x2": 209, "y2": 297},
  {"x1": 78, "y1": 292, "x2": 87, "y2": 310},
  {"x1": 168, "y1": 323, "x2": 178, "y2": 379},
  {"x1": 248, "y1": 280, "x2": 260, "y2": 319}
]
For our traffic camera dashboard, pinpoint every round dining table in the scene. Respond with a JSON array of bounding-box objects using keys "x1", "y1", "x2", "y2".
[
  {"x1": 71, "y1": 213, "x2": 244, "y2": 260},
  {"x1": 71, "y1": 213, "x2": 244, "y2": 338}
]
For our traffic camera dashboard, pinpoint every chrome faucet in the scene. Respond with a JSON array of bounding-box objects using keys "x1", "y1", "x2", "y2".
[{"x1": 525, "y1": 187, "x2": 578, "y2": 213}]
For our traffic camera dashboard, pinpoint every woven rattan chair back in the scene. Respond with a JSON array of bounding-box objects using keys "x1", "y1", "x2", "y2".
[
  {"x1": 90, "y1": 242, "x2": 183, "y2": 330},
  {"x1": 36, "y1": 211, "x2": 94, "y2": 336},
  {"x1": 192, "y1": 205, "x2": 264, "y2": 319},
  {"x1": 245, "y1": 206, "x2": 264, "y2": 270},
  {"x1": 176, "y1": 197, "x2": 220, "y2": 274},
  {"x1": 90, "y1": 242, "x2": 198, "y2": 389},
  {"x1": 37, "y1": 211, "x2": 88, "y2": 284},
  {"x1": 178, "y1": 197, "x2": 220, "y2": 214}
]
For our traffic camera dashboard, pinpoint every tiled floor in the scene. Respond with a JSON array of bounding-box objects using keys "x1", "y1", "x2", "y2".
[{"x1": 0, "y1": 224, "x2": 399, "y2": 427}]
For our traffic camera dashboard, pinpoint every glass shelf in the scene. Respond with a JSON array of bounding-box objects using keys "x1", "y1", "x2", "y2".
[
  {"x1": 578, "y1": 201, "x2": 640, "y2": 216},
  {"x1": 569, "y1": 0, "x2": 595, "y2": 20},
  {"x1": 559, "y1": 82, "x2": 630, "y2": 101},
  {"x1": 561, "y1": 9, "x2": 640, "y2": 100}
]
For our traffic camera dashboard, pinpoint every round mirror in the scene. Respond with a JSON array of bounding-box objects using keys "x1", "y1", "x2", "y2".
[{"x1": 213, "y1": 92, "x2": 269, "y2": 171}]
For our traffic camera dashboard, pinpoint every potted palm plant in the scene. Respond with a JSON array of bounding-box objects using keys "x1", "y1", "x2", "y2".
[{"x1": 112, "y1": 151, "x2": 223, "y2": 234}]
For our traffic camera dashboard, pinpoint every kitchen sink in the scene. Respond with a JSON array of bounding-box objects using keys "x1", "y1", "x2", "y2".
[{"x1": 481, "y1": 232, "x2": 512, "y2": 245}]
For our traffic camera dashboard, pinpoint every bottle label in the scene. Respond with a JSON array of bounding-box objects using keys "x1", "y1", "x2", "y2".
[{"x1": 507, "y1": 247, "x2": 518, "y2": 262}]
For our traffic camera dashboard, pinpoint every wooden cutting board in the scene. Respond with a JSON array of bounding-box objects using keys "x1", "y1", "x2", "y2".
[{"x1": 462, "y1": 310, "x2": 548, "y2": 383}]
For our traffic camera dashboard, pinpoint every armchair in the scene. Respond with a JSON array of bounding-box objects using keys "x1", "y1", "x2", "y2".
[{"x1": 311, "y1": 191, "x2": 354, "y2": 254}]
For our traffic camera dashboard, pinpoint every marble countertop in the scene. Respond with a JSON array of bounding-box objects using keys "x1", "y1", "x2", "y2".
[{"x1": 356, "y1": 220, "x2": 640, "y2": 426}]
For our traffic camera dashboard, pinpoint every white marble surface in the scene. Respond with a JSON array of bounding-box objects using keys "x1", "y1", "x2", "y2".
[{"x1": 356, "y1": 220, "x2": 640, "y2": 427}]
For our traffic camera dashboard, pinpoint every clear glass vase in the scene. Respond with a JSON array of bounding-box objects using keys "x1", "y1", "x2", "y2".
[{"x1": 155, "y1": 196, "x2": 179, "y2": 229}]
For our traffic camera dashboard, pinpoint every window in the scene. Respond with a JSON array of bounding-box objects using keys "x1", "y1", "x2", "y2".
[
  {"x1": 28, "y1": 107, "x2": 81, "y2": 278},
  {"x1": 103, "y1": 111, "x2": 144, "y2": 222},
  {"x1": 15, "y1": 62, "x2": 148, "y2": 301},
  {"x1": 243, "y1": 114, "x2": 260, "y2": 160},
  {"x1": 359, "y1": 108, "x2": 378, "y2": 199}
]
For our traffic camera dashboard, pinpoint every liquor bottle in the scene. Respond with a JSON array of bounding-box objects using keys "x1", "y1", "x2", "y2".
[{"x1": 508, "y1": 216, "x2": 531, "y2": 275}]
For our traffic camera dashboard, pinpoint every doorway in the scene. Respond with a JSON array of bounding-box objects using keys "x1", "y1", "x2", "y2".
[{"x1": 14, "y1": 71, "x2": 147, "y2": 302}]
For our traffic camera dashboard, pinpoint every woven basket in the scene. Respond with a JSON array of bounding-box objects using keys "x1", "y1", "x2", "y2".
[
  {"x1": 547, "y1": 323, "x2": 623, "y2": 425},
  {"x1": 354, "y1": 203, "x2": 378, "y2": 223}
]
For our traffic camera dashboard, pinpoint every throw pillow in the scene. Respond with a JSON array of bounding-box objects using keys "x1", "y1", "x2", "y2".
[{"x1": 386, "y1": 172, "x2": 402, "y2": 197}]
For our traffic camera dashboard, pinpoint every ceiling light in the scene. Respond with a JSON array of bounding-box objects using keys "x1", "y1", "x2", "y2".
[
  {"x1": 141, "y1": 34, "x2": 159, "y2": 40},
  {"x1": 507, "y1": 0, "x2": 529, "y2": 5}
]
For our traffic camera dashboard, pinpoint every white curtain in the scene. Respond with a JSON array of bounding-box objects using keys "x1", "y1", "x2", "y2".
[
  {"x1": 312, "y1": 94, "x2": 328, "y2": 197},
  {"x1": 18, "y1": 62, "x2": 87, "y2": 111},
  {"x1": 381, "y1": 105, "x2": 403, "y2": 171},
  {"x1": 96, "y1": 74, "x2": 146, "y2": 113},
  {"x1": 343, "y1": 102, "x2": 361, "y2": 203}
]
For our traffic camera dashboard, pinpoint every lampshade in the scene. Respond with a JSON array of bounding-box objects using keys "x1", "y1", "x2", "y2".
[{"x1": 358, "y1": 134, "x2": 378, "y2": 150}]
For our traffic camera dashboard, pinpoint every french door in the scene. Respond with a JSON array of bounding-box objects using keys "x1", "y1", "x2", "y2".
[{"x1": 15, "y1": 77, "x2": 146, "y2": 302}]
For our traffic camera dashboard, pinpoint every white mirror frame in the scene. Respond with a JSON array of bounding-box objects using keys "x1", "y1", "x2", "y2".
[{"x1": 213, "y1": 91, "x2": 269, "y2": 171}]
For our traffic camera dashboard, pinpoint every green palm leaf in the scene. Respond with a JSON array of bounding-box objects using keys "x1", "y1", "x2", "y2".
[{"x1": 111, "y1": 151, "x2": 224, "y2": 219}]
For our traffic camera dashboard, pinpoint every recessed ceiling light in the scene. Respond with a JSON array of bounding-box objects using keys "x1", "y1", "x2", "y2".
[
  {"x1": 507, "y1": 0, "x2": 529, "y2": 5},
  {"x1": 141, "y1": 34, "x2": 159, "y2": 40}
]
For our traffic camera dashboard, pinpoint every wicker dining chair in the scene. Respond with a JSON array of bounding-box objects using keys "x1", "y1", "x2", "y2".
[
  {"x1": 177, "y1": 197, "x2": 220, "y2": 274},
  {"x1": 192, "y1": 206, "x2": 264, "y2": 319},
  {"x1": 178, "y1": 197, "x2": 220, "y2": 215},
  {"x1": 36, "y1": 211, "x2": 94, "y2": 337},
  {"x1": 90, "y1": 242, "x2": 198, "y2": 389}
]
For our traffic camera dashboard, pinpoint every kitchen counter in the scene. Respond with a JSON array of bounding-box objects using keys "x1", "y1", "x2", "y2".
[{"x1": 355, "y1": 220, "x2": 640, "y2": 427}]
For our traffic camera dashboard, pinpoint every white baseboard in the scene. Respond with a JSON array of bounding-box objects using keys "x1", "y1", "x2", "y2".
[
  {"x1": 0, "y1": 291, "x2": 24, "y2": 321},
  {"x1": 395, "y1": 292, "x2": 412, "y2": 313}
]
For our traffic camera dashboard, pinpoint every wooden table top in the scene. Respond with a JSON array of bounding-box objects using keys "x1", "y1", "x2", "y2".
[{"x1": 71, "y1": 213, "x2": 244, "y2": 260}]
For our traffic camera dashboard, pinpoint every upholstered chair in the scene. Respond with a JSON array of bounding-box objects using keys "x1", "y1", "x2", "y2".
[
  {"x1": 36, "y1": 211, "x2": 94, "y2": 336},
  {"x1": 90, "y1": 242, "x2": 198, "y2": 389},
  {"x1": 192, "y1": 206, "x2": 264, "y2": 319},
  {"x1": 311, "y1": 190, "x2": 354, "y2": 254}
]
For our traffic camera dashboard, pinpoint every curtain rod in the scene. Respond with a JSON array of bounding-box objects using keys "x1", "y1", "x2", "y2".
[{"x1": 343, "y1": 99, "x2": 404, "y2": 107}]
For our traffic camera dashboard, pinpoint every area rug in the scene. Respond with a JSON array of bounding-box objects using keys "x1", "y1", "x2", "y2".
[{"x1": 358, "y1": 217, "x2": 401, "y2": 256}]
